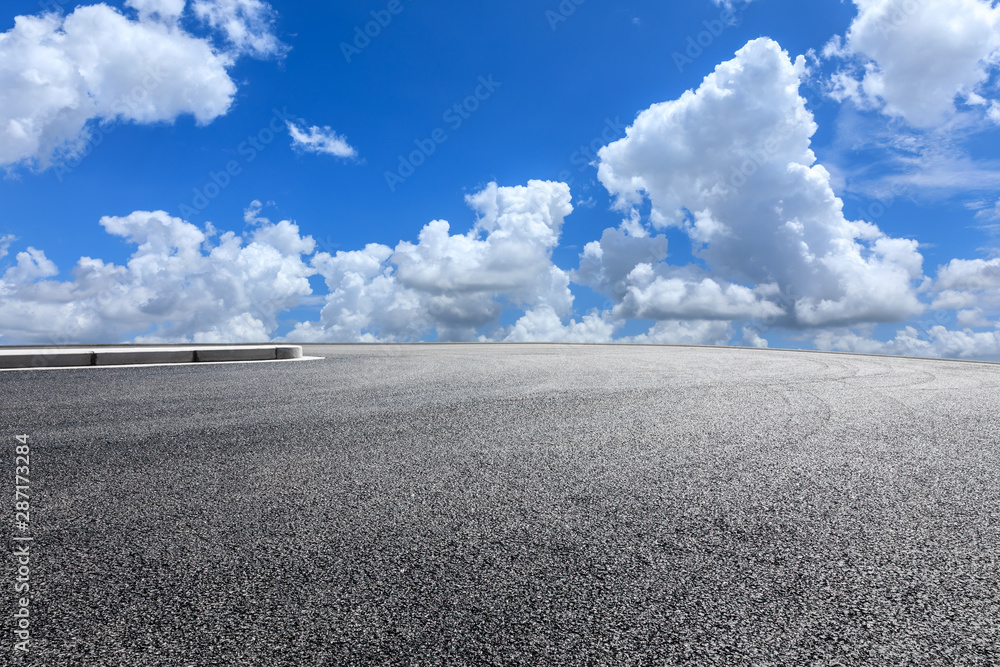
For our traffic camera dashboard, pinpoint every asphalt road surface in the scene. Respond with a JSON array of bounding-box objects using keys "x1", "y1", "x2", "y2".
[{"x1": 2, "y1": 344, "x2": 999, "y2": 665}]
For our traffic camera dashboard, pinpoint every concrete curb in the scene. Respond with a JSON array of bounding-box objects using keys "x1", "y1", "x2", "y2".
[{"x1": 0, "y1": 345, "x2": 303, "y2": 370}]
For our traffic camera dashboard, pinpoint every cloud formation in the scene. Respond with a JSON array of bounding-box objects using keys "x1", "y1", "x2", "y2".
[
  {"x1": 1, "y1": 2, "x2": 997, "y2": 361},
  {"x1": 125, "y1": 0, "x2": 187, "y2": 22},
  {"x1": 191, "y1": 0, "x2": 285, "y2": 58},
  {"x1": 0, "y1": 235, "x2": 14, "y2": 260},
  {"x1": 930, "y1": 256, "x2": 1000, "y2": 313},
  {"x1": 825, "y1": 0, "x2": 1000, "y2": 127},
  {"x1": 504, "y1": 306, "x2": 616, "y2": 344},
  {"x1": 595, "y1": 37, "x2": 925, "y2": 330},
  {"x1": 0, "y1": 1, "x2": 283, "y2": 169},
  {"x1": 816, "y1": 324, "x2": 1000, "y2": 361},
  {"x1": 712, "y1": 0, "x2": 756, "y2": 9},
  {"x1": 291, "y1": 180, "x2": 576, "y2": 342},
  {"x1": 0, "y1": 211, "x2": 314, "y2": 344},
  {"x1": 287, "y1": 121, "x2": 357, "y2": 159},
  {"x1": 623, "y1": 320, "x2": 735, "y2": 346}
]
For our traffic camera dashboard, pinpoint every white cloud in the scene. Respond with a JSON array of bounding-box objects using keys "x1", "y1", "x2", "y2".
[
  {"x1": 930, "y1": 256, "x2": 1000, "y2": 313},
  {"x1": 125, "y1": 0, "x2": 187, "y2": 22},
  {"x1": 574, "y1": 226, "x2": 668, "y2": 300},
  {"x1": 596, "y1": 37, "x2": 925, "y2": 328},
  {"x1": 818, "y1": 103, "x2": 1000, "y2": 204},
  {"x1": 712, "y1": 0, "x2": 756, "y2": 9},
  {"x1": 243, "y1": 199, "x2": 271, "y2": 226},
  {"x1": 973, "y1": 198, "x2": 1000, "y2": 223},
  {"x1": 989, "y1": 102, "x2": 1000, "y2": 125},
  {"x1": 191, "y1": 0, "x2": 285, "y2": 58},
  {"x1": 290, "y1": 180, "x2": 575, "y2": 342},
  {"x1": 741, "y1": 326, "x2": 769, "y2": 348},
  {"x1": 816, "y1": 324, "x2": 1000, "y2": 361},
  {"x1": 503, "y1": 306, "x2": 617, "y2": 343},
  {"x1": 288, "y1": 243, "x2": 408, "y2": 343},
  {"x1": 0, "y1": 235, "x2": 15, "y2": 260},
  {"x1": 622, "y1": 320, "x2": 735, "y2": 346},
  {"x1": 0, "y1": 210, "x2": 315, "y2": 344},
  {"x1": 936, "y1": 256, "x2": 1000, "y2": 291},
  {"x1": 180, "y1": 312, "x2": 271, "y2": 344},
  {"x1": 888, "y1": 150, "x2": 1000, "y2": 194},
  {"x1": 0, "y1": 1, "x2": 284, "y2": 170},
  {"x1": 613, "y1": 265, "x2": 784, "y2": 321},
  {"x1": 826, "y1": 0, "x2": 1000, "y2": 127},
  {"x1": 956, "y1": 308, "x2": 991, "y2": 328},
  {"x1": 397, "y1": 182, "x2": 571, "y2": 304},
  {"x1": 286, "y1": 121, "x2": 357, "y2": 159},
  {"x1": 3, "y1": 247, "x2": 59, "y2": 283}
]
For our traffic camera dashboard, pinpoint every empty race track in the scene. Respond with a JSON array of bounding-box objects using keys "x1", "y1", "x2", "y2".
[{"x1": 2, "y1": 344, "x2": 999, "y2": 665}]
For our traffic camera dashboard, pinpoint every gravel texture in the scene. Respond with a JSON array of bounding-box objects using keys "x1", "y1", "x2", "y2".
[{"x1": 2, "y1": 343, "x2": 999, "y2": 665}]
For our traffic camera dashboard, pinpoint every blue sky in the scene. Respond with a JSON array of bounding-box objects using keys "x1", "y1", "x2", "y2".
[{"x1": 2, "y1": 0, "x2": 1000, "y2": 359}]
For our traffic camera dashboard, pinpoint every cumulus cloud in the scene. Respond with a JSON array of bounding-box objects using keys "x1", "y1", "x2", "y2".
[
  {"x1": 613, "y1": 264, "x2": 784, "y2": 321},
  {"x1": 0, "y1": 210, "x2": 314, "y2": 344},
  {"x1": 596, "y1": 37, "x2": 925, "y2": 329},
  {"x1": 936, "y1": 256, "x2": 1000, "y2": 292},
  {"x1": 287, "y1": 120, "x2": 357, "y2": 159},
  {"x1": 290, "y1": 180, "x2": 576, "y2": 342},
  {"x1": 825, "y1": 0, "x2": 1000, "y2": 127},
  {"x1": 574, "y1": 226, "x2": 668, "y2": 300},
  {"x1": 0, "y1": 1, "x2": 283, "y2": 170},
  {"x1": 3, "y1": 247, "x2": 59, "y2": 284},
  {"x1": 816, "y1": 324, "x2": 1000, "y2": 361},
  {"x1": 741, "y1": 326, "x2": 769, "y2": 348},
  {"x1": 503, "y1": 306, "x2": 617, "y2": 343},
  {"x1": 930, "y1": 256, "x2": 1000, "y2": 312},
  {"x1": 956, "y1": 308, "x2": 991, "y2": 328},
  {"x1": 622, "y1": 320, "x2": 735, "y2": 346}
]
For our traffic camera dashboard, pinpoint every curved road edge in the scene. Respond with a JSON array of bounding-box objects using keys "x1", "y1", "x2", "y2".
[{"x1": 0, "y1": 344, "x2": 307, "y2": 370}]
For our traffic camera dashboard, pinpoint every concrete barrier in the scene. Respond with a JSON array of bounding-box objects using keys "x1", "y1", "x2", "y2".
[
  {"x1": 0, "y1": 350, "x2": 95, "y2": 369},
  {"x1": 197, "y1": 346, "x2": 282, "y2": 362},
  {"x1": 0, "y1": 345, "x2": 305, "y2": 370},
  {"x1": 93, "y1": 348, "x2": 196, "y2": 366},
  {"x1": 275, "y1": 346, "x2": 303, "y2": 360}
]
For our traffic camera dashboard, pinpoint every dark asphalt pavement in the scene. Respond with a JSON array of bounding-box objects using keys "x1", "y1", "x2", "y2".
[{"x1": 2, "y1": 344, "x2": 999, "y2": 665}]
